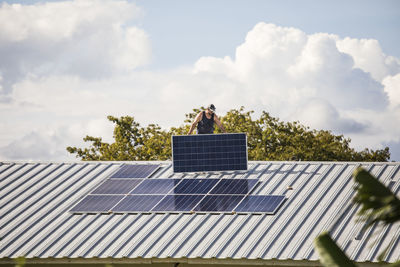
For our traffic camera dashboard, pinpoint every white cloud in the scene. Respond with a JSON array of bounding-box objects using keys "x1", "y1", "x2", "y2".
[
  {"x1": 194, "y1": 23, "x2": 389, "y2": 116},
  {"x1": 336, "y1": 37, "x2": 400, "y2": 82},
  {"x1": 0, "y1": 118, "x2": 115, "y2": 161},
  {"x1": 192, "y1": 23, "x2": 400, "y2": 156},
  {"x1": 294, "y1": 98, "x2": 367, "y2": 134},
  {"x1": 1, "y1": 19, "x2": 400, "y2": 161},
  {"x1": 344, "y1": 107, "x2": 400, "y2": 150},
  {"x1": 287, "y1": 33, "x2": 388, "y2": 111},
  {"x1": 0, "y1": 131, "x2": 67, "y2": 160},
  {"x1": 0, "y1": 0, "x2": 149, "y2": 93},
  {"x1": 234, "y1": 23, "x2": 307, "y2": 80},
  {"x1": 383, "y1": 73, "x2": 400, "y2": 108}
]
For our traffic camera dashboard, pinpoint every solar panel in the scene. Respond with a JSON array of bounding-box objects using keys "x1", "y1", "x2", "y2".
[
  {"x1": 70, "y1": 175, "x2": 286, "y2": 214},
  {"x1": 130, "y1": 179, "x2": 180, "y2": 194},
  {"x1": 152, "y1": 195, "x2": 205, "y2": 212},
  {"x1": 234, "y1": 195, "x2": 286, "y2": 214},
  {"x1": 91, "y1": 179, "x2": 143, "y2": 194},
  {"x1": 70, "y1": 195, "x2": 124, "y2": 212},
  {"x1": 110, "y1": 164, "x2": 160, "y2": 178},
  {"x1": 112, "y1": 195, "x2": 165, "y2": 212},
  {"x1": 194, "y1": 195, "x2": 245, "y2": 212},
  {"x1": 210, "y1": 179, "x2": 258, "y2": 194},
  {"x1": 173, "y1": 179, "x2": 219, "y2": 194},
  {"x1": 172, "y1": 133, "x2": 247, "y2": 173}
]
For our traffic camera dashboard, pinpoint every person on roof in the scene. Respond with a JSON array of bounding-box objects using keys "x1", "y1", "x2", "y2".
[{"x1": 188, "y1": 104, "x2": 227, "y2": 135}]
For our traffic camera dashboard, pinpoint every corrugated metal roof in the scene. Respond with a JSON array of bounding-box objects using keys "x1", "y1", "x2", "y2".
[{"x1": 0, "y1": 161, "x2": 399, "y2": 265}]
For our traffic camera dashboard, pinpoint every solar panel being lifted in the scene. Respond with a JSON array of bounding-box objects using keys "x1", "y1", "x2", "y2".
[{"x1": 172, "y1": 133, "x2": 247, "y2": 173}]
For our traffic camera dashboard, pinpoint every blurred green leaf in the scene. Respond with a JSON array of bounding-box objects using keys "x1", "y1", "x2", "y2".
[
  {"x1": 353, "y1": 168, "x2": 400, "y2": 226},
  {"x1": 314, "y1": 232, "x2": 357, "y2": 267},
  {"x1": 353, "y1": 167, "x2": 400, "y2": 261},
  {"x1": 388, "y1": 261, "x2": 400, "y2": 267},
  {"x1": 14, "y1": 256, "x2": 25, "y2": 267}
]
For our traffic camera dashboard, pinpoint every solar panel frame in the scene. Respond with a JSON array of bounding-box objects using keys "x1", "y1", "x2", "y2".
[
  {"x1": 91, "y1": 179, "x2": 143, "y2": 194},
  {"x1": 70, "y1": 195, "x2": 124, "y2": 213},
  {"x1": 172, "y1": 133, "x2": 248, "y2": 173},
  {"x1": 111, "y1": 195, "x2": 165, "y2": 212},
  {"x1": 172, "y1": 179, "x2": 220, "y2": 194},
  {"x1": 234, "y1": 195, "x2": 286, "y2": 214},
  {"x1": 110, "y1": 164, "x2": 160, "y2": 178},
  {"x1": 193, "y1": 195, "x2": 246, "y2": 213},
  {"x1": 152, "y1": 194, "x2": 205, "y2": 212},
  {"x1": 209, "y1": 179, "x2": 258, "y2": 195},
  {"x1": 130, "y1": 179, "x2": 181, "y2": 194},
  {"x1": 70, "y1": 167, "x2": 287, "y2": 214}
]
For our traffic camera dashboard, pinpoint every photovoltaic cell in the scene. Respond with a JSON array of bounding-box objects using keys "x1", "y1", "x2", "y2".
[
  {"x1": 172, "y1": 133, "x2": 247, "y2": 173},
  {"x1": 91, "y1": 179, "x2": 143, "y2": 194},
  {"x1": 210, "y1": 179, "x2": 258, "y2": 194},
  {"x1": 112, "y1": 195, "x2": 164, "y2": 212},
  {"x1": 110, "y1": 164, "x2": 159, "y2": 178},
  {"x1": 194, "y1": 195, "x2": 245, "y2": 212},
  {"x1": 70, "y1": 195, "x2": 124, "y2": 212},
  {"x1": 70, "y1": 174, "x2": 286, "y2": 214},
  {"x1": 152, "y1": 195, "x2": 205, "y2": 211},
  {"x1": 173, "y1": 179, "x2": 219, "y2": 194},
  {"x1": 234, "y1": 195, "x2": 286, "y2": 213},
  {"x1": 130, "y1": 179, "x2": 180, "y2": 194}
]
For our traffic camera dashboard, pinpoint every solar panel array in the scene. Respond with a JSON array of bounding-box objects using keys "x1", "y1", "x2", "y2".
[
  {"x1": 172, "y1": 133, "x2": 247, "y2": 173},
  {"x1": 70, "y1": 163, "x2": 286, "y2": 214}
]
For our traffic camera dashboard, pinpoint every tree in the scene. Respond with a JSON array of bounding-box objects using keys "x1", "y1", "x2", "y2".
[
  {"x1": 67, "y1": 115, "x2": 173, "y2": 161},
  {"x1": 67, "y1": 107, "x2": 390, "y2": 161}
]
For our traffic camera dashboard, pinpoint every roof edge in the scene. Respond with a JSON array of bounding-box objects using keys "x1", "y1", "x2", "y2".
[
  {"x1": 0, "y1": 257, "x2": 383, "y2": 266},
  {"x1": 0, "y1": 257, "x2": 321, "y2": 266},
  {"x1": 1, "y1": 160, "x2": 399, "y2": 164}
]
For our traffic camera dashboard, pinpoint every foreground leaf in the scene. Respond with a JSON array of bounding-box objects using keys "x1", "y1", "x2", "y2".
[
  {"x1": 353, "y1": 168, "x2": 400, "y2": 226},
  {"x1": 314, "y1": 232, "x2": 356, "y2": 267}
]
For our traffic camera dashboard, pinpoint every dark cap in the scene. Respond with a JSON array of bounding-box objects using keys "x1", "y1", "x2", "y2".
[{"x1": 208, "y1": 104, "x2": 216, "y2": 112}]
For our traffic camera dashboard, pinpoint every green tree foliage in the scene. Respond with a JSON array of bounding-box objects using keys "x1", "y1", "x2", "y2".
[
  {"x1": 67, "y1": 116, "x2": 172, "y2": 161},
  {"x1": 67, "y1": 107, "x2": 390, "y2": 161}
]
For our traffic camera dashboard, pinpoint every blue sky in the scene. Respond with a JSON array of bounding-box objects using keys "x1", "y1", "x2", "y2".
[
  {"x1": 135, "y1": 0, "x2": 400, "y2": 68},
  {"x1": 0, "y1": 0, "x2": 399, "y2": 161}
]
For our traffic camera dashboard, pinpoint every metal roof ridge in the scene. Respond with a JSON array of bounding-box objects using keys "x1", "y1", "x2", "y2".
[{"x1": 1, "y1": 160, "x2": 399, "y2": 164}]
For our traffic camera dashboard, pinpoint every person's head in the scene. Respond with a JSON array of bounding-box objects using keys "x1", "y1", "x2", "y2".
[{"x1": 207, "y1": 104, "x2": 216, "y2": 114}]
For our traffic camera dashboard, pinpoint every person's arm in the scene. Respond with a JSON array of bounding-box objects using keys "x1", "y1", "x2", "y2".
[
  {"x1": 188, "y1": 112, "x2": 202, "y2": 135},
  {"x1": 214, "y1": 114, "x2": 227, "y2": 133}
]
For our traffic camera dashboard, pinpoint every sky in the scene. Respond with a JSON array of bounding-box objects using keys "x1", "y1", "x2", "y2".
[{"x1": 0, "y1": 0, "x2": 399, "y2": 161}]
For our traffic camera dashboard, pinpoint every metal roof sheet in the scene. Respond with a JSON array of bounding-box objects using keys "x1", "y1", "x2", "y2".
[{"x1": 0, "y1": 161, "x2": 399, "y2": 265}]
